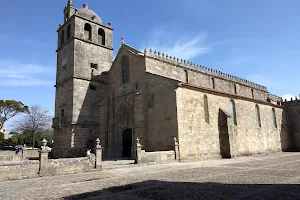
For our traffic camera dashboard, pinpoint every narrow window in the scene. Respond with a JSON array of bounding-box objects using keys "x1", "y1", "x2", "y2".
[
  {"x1": 67, "y1": 25, "x2": 71, "y2": 40},
  {"x1": 148, "y1": 93, "x2": 154, "y2": 108},
  {"x1": 204, "y1": 94, "x2": 209, "y2": 124},
  {"x1": 98, "y1": 28, "x2": 105, "y2": 45},
  {"x1": 255, "y1": 104, "x2": 261, "y2": 128},
  {"x1": 62, "y1": 65, "x2": 67, "y2": 71},
  {"x1": 210, "y1": 77, "x2": 215, "y2": 89},
  {"x1": 234, "y1": 84, "x2": 237, "y2": 94},
  {"x1": 272, "y1": 108, "x2": 277, "y2": 128},
  {"x1": 60, "y1": 30, "x2": 65, "y2": 45},
  {"x1": 84, "y1": 23, "x2": 92, "y2": 41},
  {"x1": 184, "y1": 70, "x2": 188, "y2": 83},
  {"x1": 90, "y1": 63, "x2": 98, "y2": 70},
  {"x1": 229, "y1": 99, "x2": 237, "y2": 125},
  {"x1": 90, "y1": 85, "x2": 96, "y2": 90},
  {"x1": 251, "y1": 89, "x2": 254, "y2": 98},
  {"x1": 121, "y1": 57, "x2": 130, "y2": 84},
  {"x1": 60, "y1": 109, "x2": 65, "y2": 124}
]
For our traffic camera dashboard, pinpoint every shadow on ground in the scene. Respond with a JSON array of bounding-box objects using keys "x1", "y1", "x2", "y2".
[{"x1": 63, "y1": 180, "x2": 300, "y2": 200}]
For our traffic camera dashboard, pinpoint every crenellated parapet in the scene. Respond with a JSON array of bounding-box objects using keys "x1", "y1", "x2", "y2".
[
  {"x1": 282, "y1": 97, "x2": 300, "y2": 107},
  {"x1": 144, "y1": 48, "x2": 267, "y2": 91}
]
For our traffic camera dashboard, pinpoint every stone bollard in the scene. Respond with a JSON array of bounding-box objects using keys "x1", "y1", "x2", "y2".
[
  {"x1": 22, "y1": 144, "x2": 27, "y2": 160},
  {"x1": 95, "y1": 138, "x2": 102, "y2": 169},
  {"x1": 174, "y1": 137, "x2": 180, "y2": 162},
  {"x1": 134, "y1": 137, "x2": 143, "y2": 165},
  {"x1": 39, "y1": 138, "x2": 50, "y2": 176}
]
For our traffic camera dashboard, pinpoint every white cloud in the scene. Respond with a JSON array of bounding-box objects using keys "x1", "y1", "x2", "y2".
[
  {"x1": 281, "y1": 94, "x2": 297, "y2": 101},
  {"x1": 0, "y1": 60, "x2": 54, "y2": 86},
  {"x1": 141, "y1": 28, "x2": 210, "y2": 60}
]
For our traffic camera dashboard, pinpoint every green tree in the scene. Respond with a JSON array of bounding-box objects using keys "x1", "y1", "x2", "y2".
[
  {"x1": 0, "y1": 100, "x2": 29, "y2": 130},
  {"x1": 13, "y1": 105, "x2": 52, "y2": 148}
]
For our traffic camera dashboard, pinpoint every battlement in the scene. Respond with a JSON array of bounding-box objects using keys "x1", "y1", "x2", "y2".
[
  {"x1": 282, "y1": 97, "x2": 300, "y2": 106},
  {"x1": 144, "y1": 48, "x2": 267, "y2": 91}
]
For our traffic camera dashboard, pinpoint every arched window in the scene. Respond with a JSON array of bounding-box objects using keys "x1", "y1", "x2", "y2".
[
  {"x1": 229, "y1": 99, "x2": 237, "y2": 125},
  {"x1": 67, "y1": 25, "x2": 71, "y2": 40},
  {"x1": 60, "y1": 30, "x2": 65, "y2": 45},
  {"x1": 204, "y1": 94, "x2": 209, "y2": 124},
  {"x1": 272, "y1": 108, "x2": 277, "y2": 128},
  {"x1": 121, "y1": 57, "x2": 130, "y2": 84},
  {"x1": 210, "y1": 77, "x2": 215, "y2": 89},
  {"x1": 84, "y1": 23, "x2": 92, "y2": 41},
  {"x1": 251, "y1": 89, "x2": 254, "y2": 98},
  {"x1": 234, "y1": 84, "x2": 237, "y2": 94},
  {"x1": 255, "y1": 104, "x2": 261, "y2": 128},
  {"x1": 98, "y1": 28, "x2": 105, "y2": 45}
]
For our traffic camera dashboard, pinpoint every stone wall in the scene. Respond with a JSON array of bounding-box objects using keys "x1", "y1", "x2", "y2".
[
  {"x1": 282, "y1": 99, "x2": 300, "y2": 151},
  {"x1": 0, "y1": 160, "x2": 39, "y2": 180},
  {"x1": 145, "y1": 53, "x2": 268, "y2": 102},
  {"x1": 176, "y1": 85, "x2": 282, "y2": 162},
  {"x1": 140, "y1": 150, "x2": 176, "y2": 164}
]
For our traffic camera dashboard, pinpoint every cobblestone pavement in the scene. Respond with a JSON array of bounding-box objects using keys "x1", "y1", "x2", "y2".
[{"x1": 1, "y1": 152, "x2": 300, "y2": 200}]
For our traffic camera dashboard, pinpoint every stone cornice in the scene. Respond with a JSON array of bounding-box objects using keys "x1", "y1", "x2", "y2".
[
  {"x1": 179, "y1": 83, "x2": 282, "y2": 108},
  {"x1": 54, "y1": 75, "x2": 107, "y2": 87}
]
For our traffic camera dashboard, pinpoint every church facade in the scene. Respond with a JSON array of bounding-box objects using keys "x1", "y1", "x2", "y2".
[{"x1": 52, "y1": 1, "x2": 289, "y2": 161}]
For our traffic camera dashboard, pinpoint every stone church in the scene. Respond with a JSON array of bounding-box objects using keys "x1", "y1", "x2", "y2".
[{"x1": 52, "y1": 1, "x2": 296, "y2": 161}]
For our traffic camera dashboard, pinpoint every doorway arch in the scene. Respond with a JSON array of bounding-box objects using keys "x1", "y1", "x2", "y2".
[
  {"x1": 218, "y1": 109, "x2": 231, "y2": 158},
  {"x1": 122, "y1": 129, "x2": 132, "y2": 158}
]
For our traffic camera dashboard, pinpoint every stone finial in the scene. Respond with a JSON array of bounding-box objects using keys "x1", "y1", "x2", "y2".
[
  {"x1": 174, "y1": 137, "x2": 178, "y2": 143},
  {"x1": 83, "y1": 3, "x2": 88, "y2": 8},
  {"x1": 136, "y1": 137, "x2": 140, "y2": 145},
  {"x1": 184, "y1": 60, "x2": 186, "y2": 64},
  {"x1": 166, "y1": 54, "x2": 169, "y2": 59},
  {"x1": 158, "y1": 51, "x2": 161, "y2": 57},
  {"x1": 150, "y1": 48, "x2": 152, "y2": 53},
  {"x1": 75, "y1": 8, "x2": 78, "y2": 13},
  {"x1": 121, "y1": 36, "x2": 125, "y2": 44},
  {"x1": 144, "y1": 48, "x2": 148, "y2": 54},
  {"x1": 154, "y1": 50, "x2": 157, "y2": 55},
  {"x1": 96, "y1": 138, "x2": 100, "y2": 146},
  {"x1": 162, "y1": 53, "x2": 165, "y2": 58},
  {"x1": 42, "y1": 138, "x2": 47, "y2": 147},
  {"x1": 108, "y1": 22, "x2": 112, "y2": 26},
  {"x1": 176, "y1": 58, "x2": 179, "y2": 62},
  {"x1": 180, "y1": 59, "x2": 183, "y2": 63},
  {"x1": 59, "y1": 24, "x2": 62, "y2": 28},
  {"x1": 173, "y1": 56, "x2": 176, "y2": 61},
  {"x1": 92, "y1": 15, "x2": 96, "y2": 21}
]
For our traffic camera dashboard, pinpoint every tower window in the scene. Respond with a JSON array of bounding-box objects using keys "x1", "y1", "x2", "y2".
[
  {"x1": 204, "y1": 94, "x2": 209, "y2": 124},
  {"x1": 184, "y1": 70, "x2": 188, "y2": 83},
  {"x1": 210, "y1": 77, "x2": 215, "y2": 89},
  {"x1": 229, "y1": 99, "x2": 237, "y2": 126},
  {"x1": 62, "y1": 65, "x2": 67, "y2": 71},
  {"x1": 98, "y1": 28, "x2": 105, "y2": 45},
  {"x1": 60, "y1": 30, "x2": 65, "y2": 46},
  {"x1": 67, "y1": 25, "x2": 71, "y2": 40},
  {"x1": 272, "y1": 108, "x2": 277, "y2": 128},
  {"x1": 121, "y1": 56, "x2": 130, "y2": 84},
  {"x1": 255, "y1": 104, "x2": 261, "y2": 128},
  {"x1": 234, "y1": 84, "x2": 237, "y2": 94},
  {"x1": 251, "y1": 89, "x2": 254, "y2": 98},
  {"x1": 84, "y1": 23, "x2": 92, "y2": 41},
  {"x1": 90, "y1": 63, "x2": 98, "y2": 70},
  {"x1": 90, "y1": 85, "x2": 96, "y2": 90}
]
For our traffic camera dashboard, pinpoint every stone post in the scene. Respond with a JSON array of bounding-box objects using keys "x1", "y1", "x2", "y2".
[
  {"x1": 134, "y1": 137, "x2": 143, "y2": 164},
  {"x1": 22, "y1": 144, "x2": 27, "y2": 160},
  {"x1": 39, "y1": 138, "x2": 50, "y2": 176},
  {"x1": 95, "y1": 138, "x2": 102, "y2": 169},
  {"x1": 174, "y1": 137, "x2": 180, "y2": 162}
]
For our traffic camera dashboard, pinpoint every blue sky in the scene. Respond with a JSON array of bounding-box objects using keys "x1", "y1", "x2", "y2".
[{"x1": 1, "y1": 0, "x2": 299, "y2": 132}]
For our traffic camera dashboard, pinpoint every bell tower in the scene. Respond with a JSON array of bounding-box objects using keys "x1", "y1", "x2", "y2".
[{"x1": 53, "y1": 1, "x2": 113, "y2": 158}]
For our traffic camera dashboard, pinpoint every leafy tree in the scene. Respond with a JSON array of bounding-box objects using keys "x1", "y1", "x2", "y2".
[
  {"x1": 0, "y1": 100, "x2": 29, "y2": 130},
  {"x1": 13, "y1": 105, "x2": 52, "y2": 148}
]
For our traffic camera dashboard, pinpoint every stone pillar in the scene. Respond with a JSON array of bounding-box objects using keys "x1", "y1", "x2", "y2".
[
  {"x1": 22, "y1": 144, "x2": 27, "y2": 160},
  {"x1": 134, "y1": 137, "x2": 143, "y2": 164},
  {"x1": 95, "y1": 138, "x2": 102, "y2": 169},
  {"x1": 174, "y1": 137, "x2": 180, "y2": 162},
  {"x1": 39, "y1": 138, "x2": 50, "y2": 176}
]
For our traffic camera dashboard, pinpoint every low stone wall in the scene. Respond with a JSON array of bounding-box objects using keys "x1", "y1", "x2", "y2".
[
  {"x1": 46, "y1": 157, "x2": 94, "y2": 175},
  {"x1": 25, "y1": 148, "x2": 39, "y2": 159},
  {"x1": 140, "y1": 150, "x2": 176, "y2": 164},
  {"x1": 0, "y1": 160, "x2": 39, "y2": 180}
]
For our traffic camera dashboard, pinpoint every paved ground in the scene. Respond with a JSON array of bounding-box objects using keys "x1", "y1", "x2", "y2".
[{"x1": 1, "y1": 152, "x2": 300, "y2": 200}]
